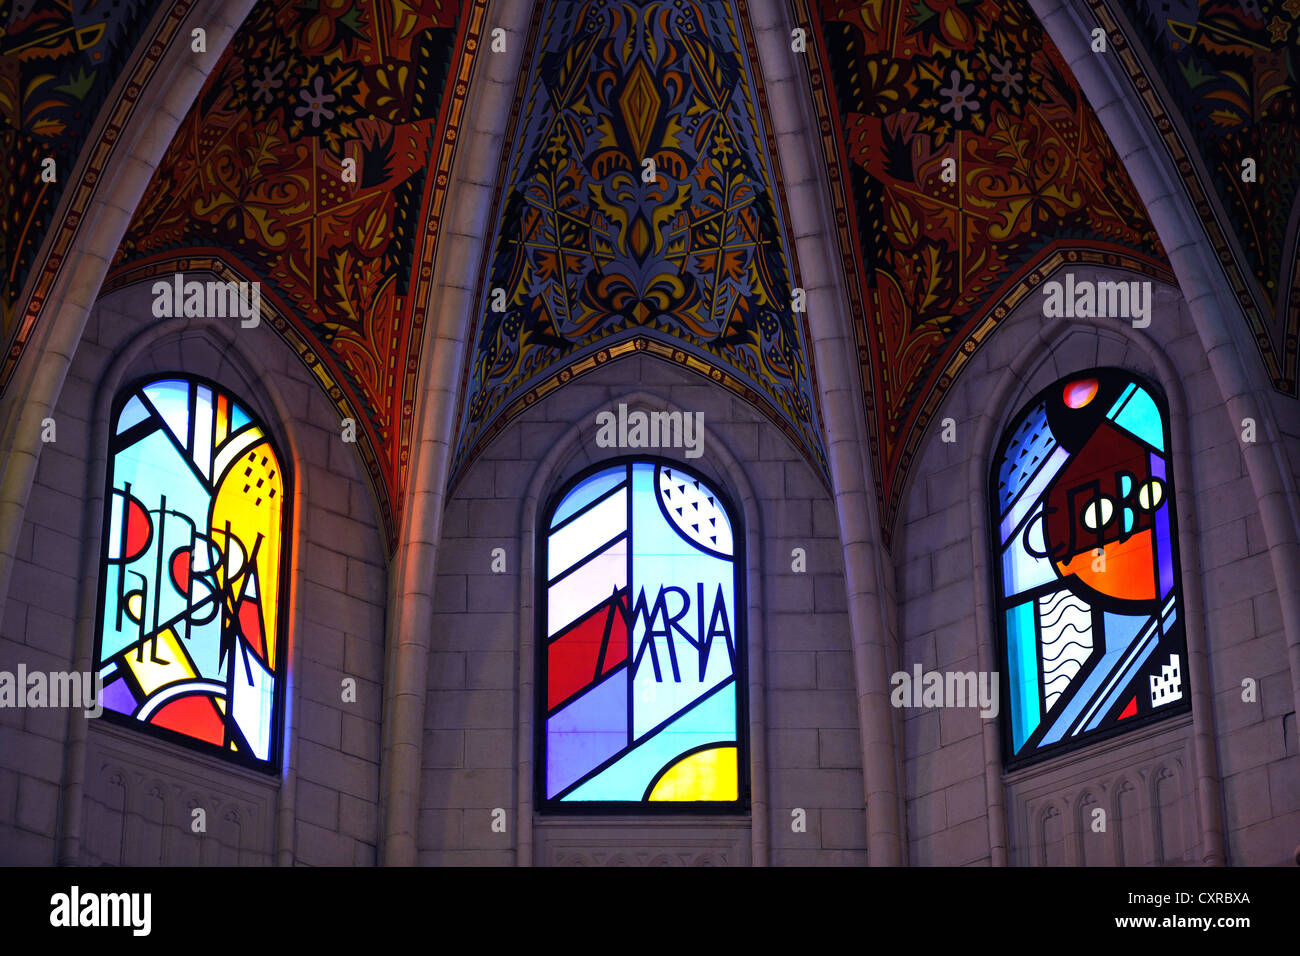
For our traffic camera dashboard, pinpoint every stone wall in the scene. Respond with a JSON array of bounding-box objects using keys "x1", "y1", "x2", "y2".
[
  {"x1": 0, "y1": 278, "x2": 388, "y2": 864},
  {"x1": 892, "y1": 268, "x2": 1298, "y2": 865},
  {"x1": 418, "y1": 355, "x2": 868, "y2": 864}
]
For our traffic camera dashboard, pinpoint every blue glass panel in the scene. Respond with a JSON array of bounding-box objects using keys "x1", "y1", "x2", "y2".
[
  {"x1": 562, "y1": 681, "x2": 735, "y2": 801},
  {"x1": 542, "y1": 460, "x2": 741, "y2": 804},
  {"x1": 550, "y1": 468, "x2": 627, "y2": 528},
  {"x1": 143, "y1": 379, "x2": 191, "y2": 451},
  {"x1": 1006, "y1": 601, "x2": 1040, "y2": 753},
  {"x1": 547, "y1": 668, "x2": 628, "y2": 797},
  {"x1": 116, "y1": 395, "x2": 150, "y2": 434},
  {"x1": 1108, "y1": 384, "x2": 1164, "y2": 451}
]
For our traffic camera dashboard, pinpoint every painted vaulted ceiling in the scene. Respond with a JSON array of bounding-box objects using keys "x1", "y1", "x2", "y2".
[
  {"x1": 5, "y1": 0, "x2": 1292, "y2": 553},
  {"x1": 1100, "y1": 0, "x2": 1299, "y2": 392},
  {"x1": 2, "y1": 0, "x2": 168, "y2": 381},
  {"x1": 449, "y1": 0, "x2": 828, "y2": 485},
  {"x1": 799, "y1": 0, "x2": 1174, "y2": 540},
  {"x1": 105, "y1": 0, "x2": 486, "y2": 545}
]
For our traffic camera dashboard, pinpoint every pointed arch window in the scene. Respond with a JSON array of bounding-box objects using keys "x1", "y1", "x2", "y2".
[
  {"x1": 991, "y1": 369, "x2": 1189, "y2": 767},
  {"x1": 93, "y1": 376, "x2": 290, "y2": 772},
  {"x1": 538, "y1": 459, "x2": 747, "y2": 809}
]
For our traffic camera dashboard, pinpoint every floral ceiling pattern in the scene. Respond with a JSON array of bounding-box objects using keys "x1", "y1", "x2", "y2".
[
  {"x1": 1102, "y1": 0, "x2": 1299, "y2": 391},
  {"x1": 801, "y1": 0, "x2": 1173, "y2": 540},
  {"x1": 1, "y1": 0, "x2": 165, "y2": 355},
  {"x1": 450, "y1": 0, "x2": 828, "y2": 484},
  {"x1": 16, "y1": 0, "x2": 1285, "y2": 554},
  {"x1": 107, "y1": 0, "x2": 483, "y2": 545}
]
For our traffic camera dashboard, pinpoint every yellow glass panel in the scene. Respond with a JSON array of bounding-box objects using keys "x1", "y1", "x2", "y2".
[
  {"x1": 124, "y1": 626, "x2": 196, "y2": 696},
  {"x1": 648, "y1": 745, "x2": 738, "y2": 801},
  {"x1": 211, "y1": 440, "x2": 284, "y2": 668}
]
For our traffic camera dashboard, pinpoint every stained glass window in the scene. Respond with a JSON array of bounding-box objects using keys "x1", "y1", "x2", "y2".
[
  {"x1": 93, "y1": 377, "x2": 289, "y2": 771},
  {"x1": 991, "y1": 369, "x2": 1190, "y2": 766},
  {"x1": 539, "y1": 460, "x2": 746, "y2": 808}
]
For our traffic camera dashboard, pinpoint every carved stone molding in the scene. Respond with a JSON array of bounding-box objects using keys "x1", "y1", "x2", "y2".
[
  {"x1": 537, "y1": 820, "x2": 750, "y2": 867},
  {"x1": 1006, "y1": 716, "x2": 1197, "y2": 866},
  {"x1": 80, "y1": 722, "x2": 276, "y2": 865}
]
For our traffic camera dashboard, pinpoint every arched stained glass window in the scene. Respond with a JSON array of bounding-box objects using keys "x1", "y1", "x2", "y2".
[
  {"x1": 94, "y1": 376, "x2": 290, "y2": 771},
  {"x1": 991, "y1": 369, "x2": 1190, "y2": 767},
  {"x1": 539, "y1": 459, "x2": 747, "y2": 808}
]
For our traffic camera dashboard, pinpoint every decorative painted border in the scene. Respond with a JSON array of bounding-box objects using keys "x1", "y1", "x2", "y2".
[
  {"x1": 791, "y1": 0, "x2": 1176, "y2": 545},
  {"x1": 735, "y1": 0, "x2": 827, "y2": 477},
  {"x1": 394, "y1": 0, "x2": 487, "y2": 508},
  {"x1": 453, "y1": 334, "x2": 829, "y2": 489},
  {"x1": 1, "y1": 0, "x2": 196, "y2": 392},
  {"x1": 97, "y1": 253, "x2": 394, "y2": 544},
  {"x1": 1088, "y1": 0, "x2": 1297, "y2": 394},
  {"x1": 447, "y1": 0, "x2": 832, "y2": 490},
  {"x1": 97, "y1": 0, "x2": 490, "y2": 554}
]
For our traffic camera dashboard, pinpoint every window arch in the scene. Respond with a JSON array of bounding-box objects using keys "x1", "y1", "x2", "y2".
[
  {"x1": 538, "y1": 458, "x2": 747, "y2": 809},
  {"x1": 990, "y1": 368, "x2": 1189, "y2": 767},
  {"x1": 93, "y1": 376, "x2": 291, "y2": 772}
]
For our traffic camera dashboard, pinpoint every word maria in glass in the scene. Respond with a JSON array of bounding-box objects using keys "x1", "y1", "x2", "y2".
[{"x1": 540, "y1": 461, "x2": 745, "y2": 806}]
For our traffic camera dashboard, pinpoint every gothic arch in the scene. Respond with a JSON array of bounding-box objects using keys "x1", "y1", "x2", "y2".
[
  {"x1": 39, "y1": 276, "x2": 389, "y2": 866},
  {"x1": 0, "y1": 0, "x2": 257, "y2": 629},
  {"x1": 514, "y1": 386, "x2": 771, "y2": 863},
  {"x1": 55, "y1": 294, "x2": 310, "y2": 863},
  {"x1": 1028, "y1": 0, "x2": 1300, "y2": 731},
  {"x1": 957, "y1": 280, "x2": 1225, "y2": 865}
]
